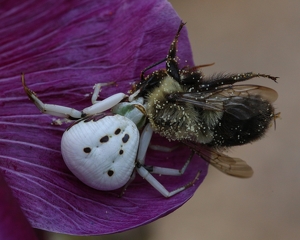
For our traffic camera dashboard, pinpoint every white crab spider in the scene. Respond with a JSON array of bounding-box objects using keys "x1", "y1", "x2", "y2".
[{"x1": 22, "y1": 74, "x2": 199, "y2": 197}]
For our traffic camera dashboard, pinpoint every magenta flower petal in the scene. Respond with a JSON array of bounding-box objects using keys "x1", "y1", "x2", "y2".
[
  {"x1": 0, "y1": 0, "x2": 208, "y2": 235},
  {"x1": 0, "y1": 173, "x2": 38, "y2": 240}
]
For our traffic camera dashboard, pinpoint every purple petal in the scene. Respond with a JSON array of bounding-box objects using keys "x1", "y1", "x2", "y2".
[
  {"x1": 0, "y1": 173, "x2": 38, "y2": 240},
  {"x1": 0, "y1": 0, "x2": 208, "y2": 235}
]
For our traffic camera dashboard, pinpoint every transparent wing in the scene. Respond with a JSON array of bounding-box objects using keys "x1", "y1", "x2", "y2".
[
  {"x1": 183, "y1": 140, "x2": 253, "y2": 178},
  {"x1": 168, "y1": 84, "x2": 278, "y2": 120}
]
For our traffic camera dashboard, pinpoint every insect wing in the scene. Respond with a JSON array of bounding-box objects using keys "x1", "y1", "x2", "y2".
[
  {"x1": 169, "y1": 84, "x2": 278, "y2": 120},
  {"x1": 183, "y1": 141, "x2": 253, "y2": 178},
  {"x1": 220, "y1": 84, "x2": 278, "y2": 103}
]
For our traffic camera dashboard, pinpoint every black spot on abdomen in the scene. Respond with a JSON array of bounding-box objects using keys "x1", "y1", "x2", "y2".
[
  {"x1": 100, "y1": 135, "x2": 109, "y2": 143},
  {"x1": 122, "y1": 134, "x2": 129, "y2": 143}
]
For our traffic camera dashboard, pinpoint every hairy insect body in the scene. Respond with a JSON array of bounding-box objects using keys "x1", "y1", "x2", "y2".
[
  {"x1": 146, "y1": 75, "x2": 223, "y2": 144},
  {"x1": 141, "y1": 63, "x2": 277, "y2": 150},
  {"x1": 133, "y1": 22, "x2": 279, "y2": 178},
  {"x1": 210, "y1": 95, "x2": 275, "y2": 147}
]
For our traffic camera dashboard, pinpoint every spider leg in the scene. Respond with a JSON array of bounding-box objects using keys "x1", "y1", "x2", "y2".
[
  {"x1": 22, "y1": 73, "x2": 127, "y2": 119},
  {"x1": 136, "y1": 165, "x2": 200, "y2": 198},
  {"x1": 136, "y1": 124, "x2": 199, "y2": 197},
  {"x1": 91, "y1": 82, "x2": 115, "y2": 104},
  {"x1": 22, "y1": 73, "x2": 82, "y2": 119},
  {"x1": 145, "y1": 151, "x2": 194, "y2": 176},
  {"x1": 82, "y1": 92, "x2": 127, "y2": 115}
]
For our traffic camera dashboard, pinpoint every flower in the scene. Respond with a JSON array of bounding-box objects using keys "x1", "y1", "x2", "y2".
[
  {"x1": 0, "y1": 0, "x2": 207, "y2": 235},
  {"x1": 0, "y1": 173, "x2": 38, "y2": 239}
]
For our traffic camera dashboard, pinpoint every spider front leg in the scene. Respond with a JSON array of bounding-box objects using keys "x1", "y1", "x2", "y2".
[
  {"x1": 91, "y1": 82, "x2": 116, "y2": 104},
  {"x1": 136, "y1": 123, "x2": 200, "y2": 198},
  {"x1": 82, "y1": 86, "x2": 126, "y2": 116},
  {"x1": 80, "y1": 81, "x2": 127, "y2": 115},
  {"x1": 22, "y1": 73, "x2": 127, "y2": 119},
  {"x1": 22, "y1": 73, "x2": 82, "y2": 119}
]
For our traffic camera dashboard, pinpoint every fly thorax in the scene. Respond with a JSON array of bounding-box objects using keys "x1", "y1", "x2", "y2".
[
  {"x1": 145, "y1": 76, "x2": 221, "y2": 144},
  {"x1": 195, "y1": 110, "x2": 224, "y2": 143}
]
